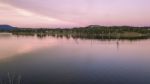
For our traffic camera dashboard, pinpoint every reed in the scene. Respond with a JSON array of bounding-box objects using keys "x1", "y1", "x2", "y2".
[{"x1": 0, "y1": 72, "x2": 21, "y2": 84}]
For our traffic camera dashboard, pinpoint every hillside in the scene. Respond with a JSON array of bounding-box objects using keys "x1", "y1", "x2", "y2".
[{"x1": 0, "y1": 25, "x2": 16, "y2": 31}]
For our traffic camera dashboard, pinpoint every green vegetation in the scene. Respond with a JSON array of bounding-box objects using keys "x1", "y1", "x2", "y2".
[{"x1": 1, "y1": 25, "x2": 150, "y2": 40}]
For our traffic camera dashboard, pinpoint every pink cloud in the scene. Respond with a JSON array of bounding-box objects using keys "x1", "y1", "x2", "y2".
[{"x1": 0, "y1": 0, "x2": 150, "y2": 27}]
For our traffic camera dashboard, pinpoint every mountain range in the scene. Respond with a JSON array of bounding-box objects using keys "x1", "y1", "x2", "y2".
[{"x1": 0, "y1": 25, "x2": 16, "y2": 30}]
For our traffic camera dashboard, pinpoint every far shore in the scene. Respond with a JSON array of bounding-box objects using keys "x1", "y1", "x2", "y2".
[{"x1": 0, "y1": 25, "x2": 150, "y2": 40}]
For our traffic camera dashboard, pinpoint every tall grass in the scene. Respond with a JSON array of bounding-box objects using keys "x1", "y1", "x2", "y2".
[{"x1": 0, "y1": 72, "x2": 21, "y2": 84}]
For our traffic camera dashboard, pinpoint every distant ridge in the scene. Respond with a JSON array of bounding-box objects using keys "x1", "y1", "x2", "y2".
[{"x1": 0, "y1": 25, "x2": 16, "y2": 30}]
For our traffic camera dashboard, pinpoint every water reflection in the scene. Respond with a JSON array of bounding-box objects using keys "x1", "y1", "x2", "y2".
[
  {"x1": 13, "y1": 32, "x2": 150, "y2": 41},
  {"x1": 0, "y1": 33, "x2": 150, "y2": 84},
  {"x1": 0, "y1": 34, "x2": 58, "y2": 60}
]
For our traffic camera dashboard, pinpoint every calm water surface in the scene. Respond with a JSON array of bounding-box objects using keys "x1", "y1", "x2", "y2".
[{"x1": 0, "y1": 33, "x2": 150, "y2": 84}]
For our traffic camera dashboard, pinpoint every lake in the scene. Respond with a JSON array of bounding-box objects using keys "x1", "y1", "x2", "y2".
[{"x1": 0, "y1": 33, "x2": 150, "y2": 84}]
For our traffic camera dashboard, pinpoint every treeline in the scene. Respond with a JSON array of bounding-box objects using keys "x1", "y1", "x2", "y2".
[
  {"x1": 11, "y1": 26, "x2": 150, "y2": 34},
  {"x1": 2, "y1": 25, "x2": 150, "y2": 40}
]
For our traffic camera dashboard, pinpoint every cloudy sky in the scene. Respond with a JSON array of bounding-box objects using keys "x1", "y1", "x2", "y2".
[{"x1": 0, "y1": 0, "x2": 150, "y2": 28}]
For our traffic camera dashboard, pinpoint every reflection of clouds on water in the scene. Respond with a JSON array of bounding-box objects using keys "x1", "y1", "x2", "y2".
[
  {"x1": 0, "y1": 36, "x2": 58, "y2": 60},
  {"x1": 0, "y1": 34, "x2": 150, "y2": 63},
  {"x1": 0, "y1": 34, "x2": 150, "y2": 84}
]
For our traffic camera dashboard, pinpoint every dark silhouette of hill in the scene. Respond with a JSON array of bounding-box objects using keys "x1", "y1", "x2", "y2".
[{"x1": 0, "y1": 25, "x2": 16, "y2": 30}]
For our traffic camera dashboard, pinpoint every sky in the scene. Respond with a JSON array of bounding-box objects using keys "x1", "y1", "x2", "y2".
[{"x1": 0, "y1": 0, "x2": 150, "y2": 28}]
